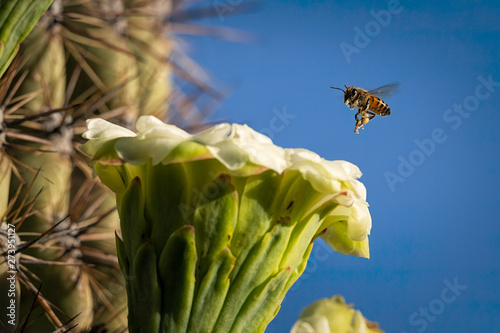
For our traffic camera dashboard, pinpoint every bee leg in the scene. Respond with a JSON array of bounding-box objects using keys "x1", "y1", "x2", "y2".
[
  {"x1": 354, "y1": 113, "x2": 362, "y2": 133},
  {"x1": 354, "y1": 117, "x2": 363, "y2": 133},
  {"x1": 355, "y1": 111, "x2": 374, "y2": 133},
  {"x1": 354, "y1": 109, "x2": 362, "y2": 120},
  {"x1": 354, "y1": 108, "x2": 369, "y2": 133}
]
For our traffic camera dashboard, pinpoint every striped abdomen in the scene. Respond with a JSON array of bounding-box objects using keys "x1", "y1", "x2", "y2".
[{"x1": 368, "y1": 95, "x2": 391, "y2": 116}]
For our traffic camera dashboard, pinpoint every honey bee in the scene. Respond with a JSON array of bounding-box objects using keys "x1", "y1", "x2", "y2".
[{"x1": 331, "y1": 83, "x2": 399, "y2": 133}]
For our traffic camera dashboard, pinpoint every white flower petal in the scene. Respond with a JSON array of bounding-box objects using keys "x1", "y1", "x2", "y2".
[
  {"x1": 350, "y1": 179, "x2": 367, "y2": 201},
  {"x1": 347, "y1": 201, "x2": 371, "y2": 240},
  {"x1": 206, "y1": 140, "x2": 248, "y2": 170},
  {"x1": 290, "y1": 316, "x2": 330, "y2": 333},
  {"x1": 231, "y1": 124, "x2": 273, "y2": 144},
  {"x1": 230, "y1": 124, "x2": 287, "y2": 172},
  {"x1": 193, "y1": 123, "x2": 232, "y2": 145},
  {"x1": 84, "y1": 118, "x2": 136, "y2": 140},
  {"x1": 286, "y1": 149, "x2": 365, "y2": 197},
  {"x1": 329, "y1": 201, "x2": 372, "y2": 241},
  {"x1": 289, "y1": 160, "x2": 343, "y2": 194},
  {"x1": 287, "y1": 148, "x2": 322, "y2": 164},
  {"x1": 197, "y1": 123, "x2": 287, "y2": 172},
  {"x1": 81, "y1": 118, "x2": 135, "y2": 155},
  {"x1": 114, "y1": 137, "x2": 182, "y2": 165},
  {"x1": 136, "y1": 115, "x2": 192, "y2": 140},
  {"x1": 290, "y1": 320, "x2": 316, "y2": 333},
  {"x1": 326, "y1": 160, "x2": 362, "y2": 180},
  {"x1": 291, "y1": 296, "x2": 383, "y2": 333}
]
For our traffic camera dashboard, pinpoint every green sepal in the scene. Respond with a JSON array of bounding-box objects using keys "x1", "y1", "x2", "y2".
[
  {"x1": 256, "y1": 304, "x2": 281, "y2": 333},
  {"x1": 145, "y1": 162, "x2": 190, "y2": 255},
  {"x1": 259, "y1": 243, "x2": 313, "y2": 332},
  {"x1": 158, "y1": 225, "x2": 197, "y2": 333},
  {"x1": 128, "y1": 242, "x2": 161, "y2": 333},
  {"x1": 282, "y1": 242, "x2": 314, "y2": 299},
  {"x1": 272, "y1": 170, "x2": 326, "y2": 226},
  {"x1": 117, "y1": 176, "x2": 150, "y2": 264},
  {"x1": 115, "y1": 232, "x2": 133, "y2": 328},
  {"x1": 214, "y1": 221, "x2": 293, "y2": 332},
  {"x1": 115, "y1": 233, "x2": 130, "y2": 282},
  {"x1": 181, "y1": 159, "x2": 228, "y2": 223},
  {"x1": 230, "y1": 267, "x2": 291, "y2": 333},
  {"x1": 91, "y1": 138, "x2": 124, "y2": 165},
  {"x1": 229, "y1": 170, "x2": 281, "y2": 280},
  {"x1": 95, "y1": 163, "x2": 126, "y2": 193},
  {"x1": 163, "y1": 140, "x2": 213, "y2": 164},
  {"x1": 188, "y1": 248, "x2": 235, "y2": 333},
  {"x1": 193, "y1": 173, "x2": 237, "y2": 282},
  {"x1": 280, "y1": 202, "x2": 337, "y2": 272}
]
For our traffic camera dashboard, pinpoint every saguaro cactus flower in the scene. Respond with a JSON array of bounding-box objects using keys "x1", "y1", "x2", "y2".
[
  {"x1": 290, "y1": 295, "x2": 384, "y2": 333},
  {"x1": 81, "y1": 115, "x2": 372, "y2": 333}
]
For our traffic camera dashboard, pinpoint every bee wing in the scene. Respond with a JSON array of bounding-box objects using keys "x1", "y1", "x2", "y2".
[{"x1": 368, "y1": 83, "x2": 399, "y2": 97}]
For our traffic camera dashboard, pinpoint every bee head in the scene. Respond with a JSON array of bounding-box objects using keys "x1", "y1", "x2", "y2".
[
  {"x1": 330, "y1": 85, "x2": 359, "y2": 109},
  {"x1": 343, "y1": 86, "x2": 359, "y2": 108}
]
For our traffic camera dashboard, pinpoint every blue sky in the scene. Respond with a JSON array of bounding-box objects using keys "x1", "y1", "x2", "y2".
[{"x1": 185, "y1": 0, "x2": 500, "y2": 332}]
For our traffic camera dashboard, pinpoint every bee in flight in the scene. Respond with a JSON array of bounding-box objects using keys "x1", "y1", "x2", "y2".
[{"x1": 330, "y1": 83, "x2": 399, "y2": 133}]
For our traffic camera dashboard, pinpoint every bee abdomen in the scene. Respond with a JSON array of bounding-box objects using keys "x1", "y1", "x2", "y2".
[{"x1": 369, "y1": 96, "x2": 391, "y2": 116}]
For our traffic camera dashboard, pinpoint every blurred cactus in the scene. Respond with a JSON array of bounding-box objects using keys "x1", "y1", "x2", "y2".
[{"x1": 0, "y1": 0, "x2": 224, "y2": 331}]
